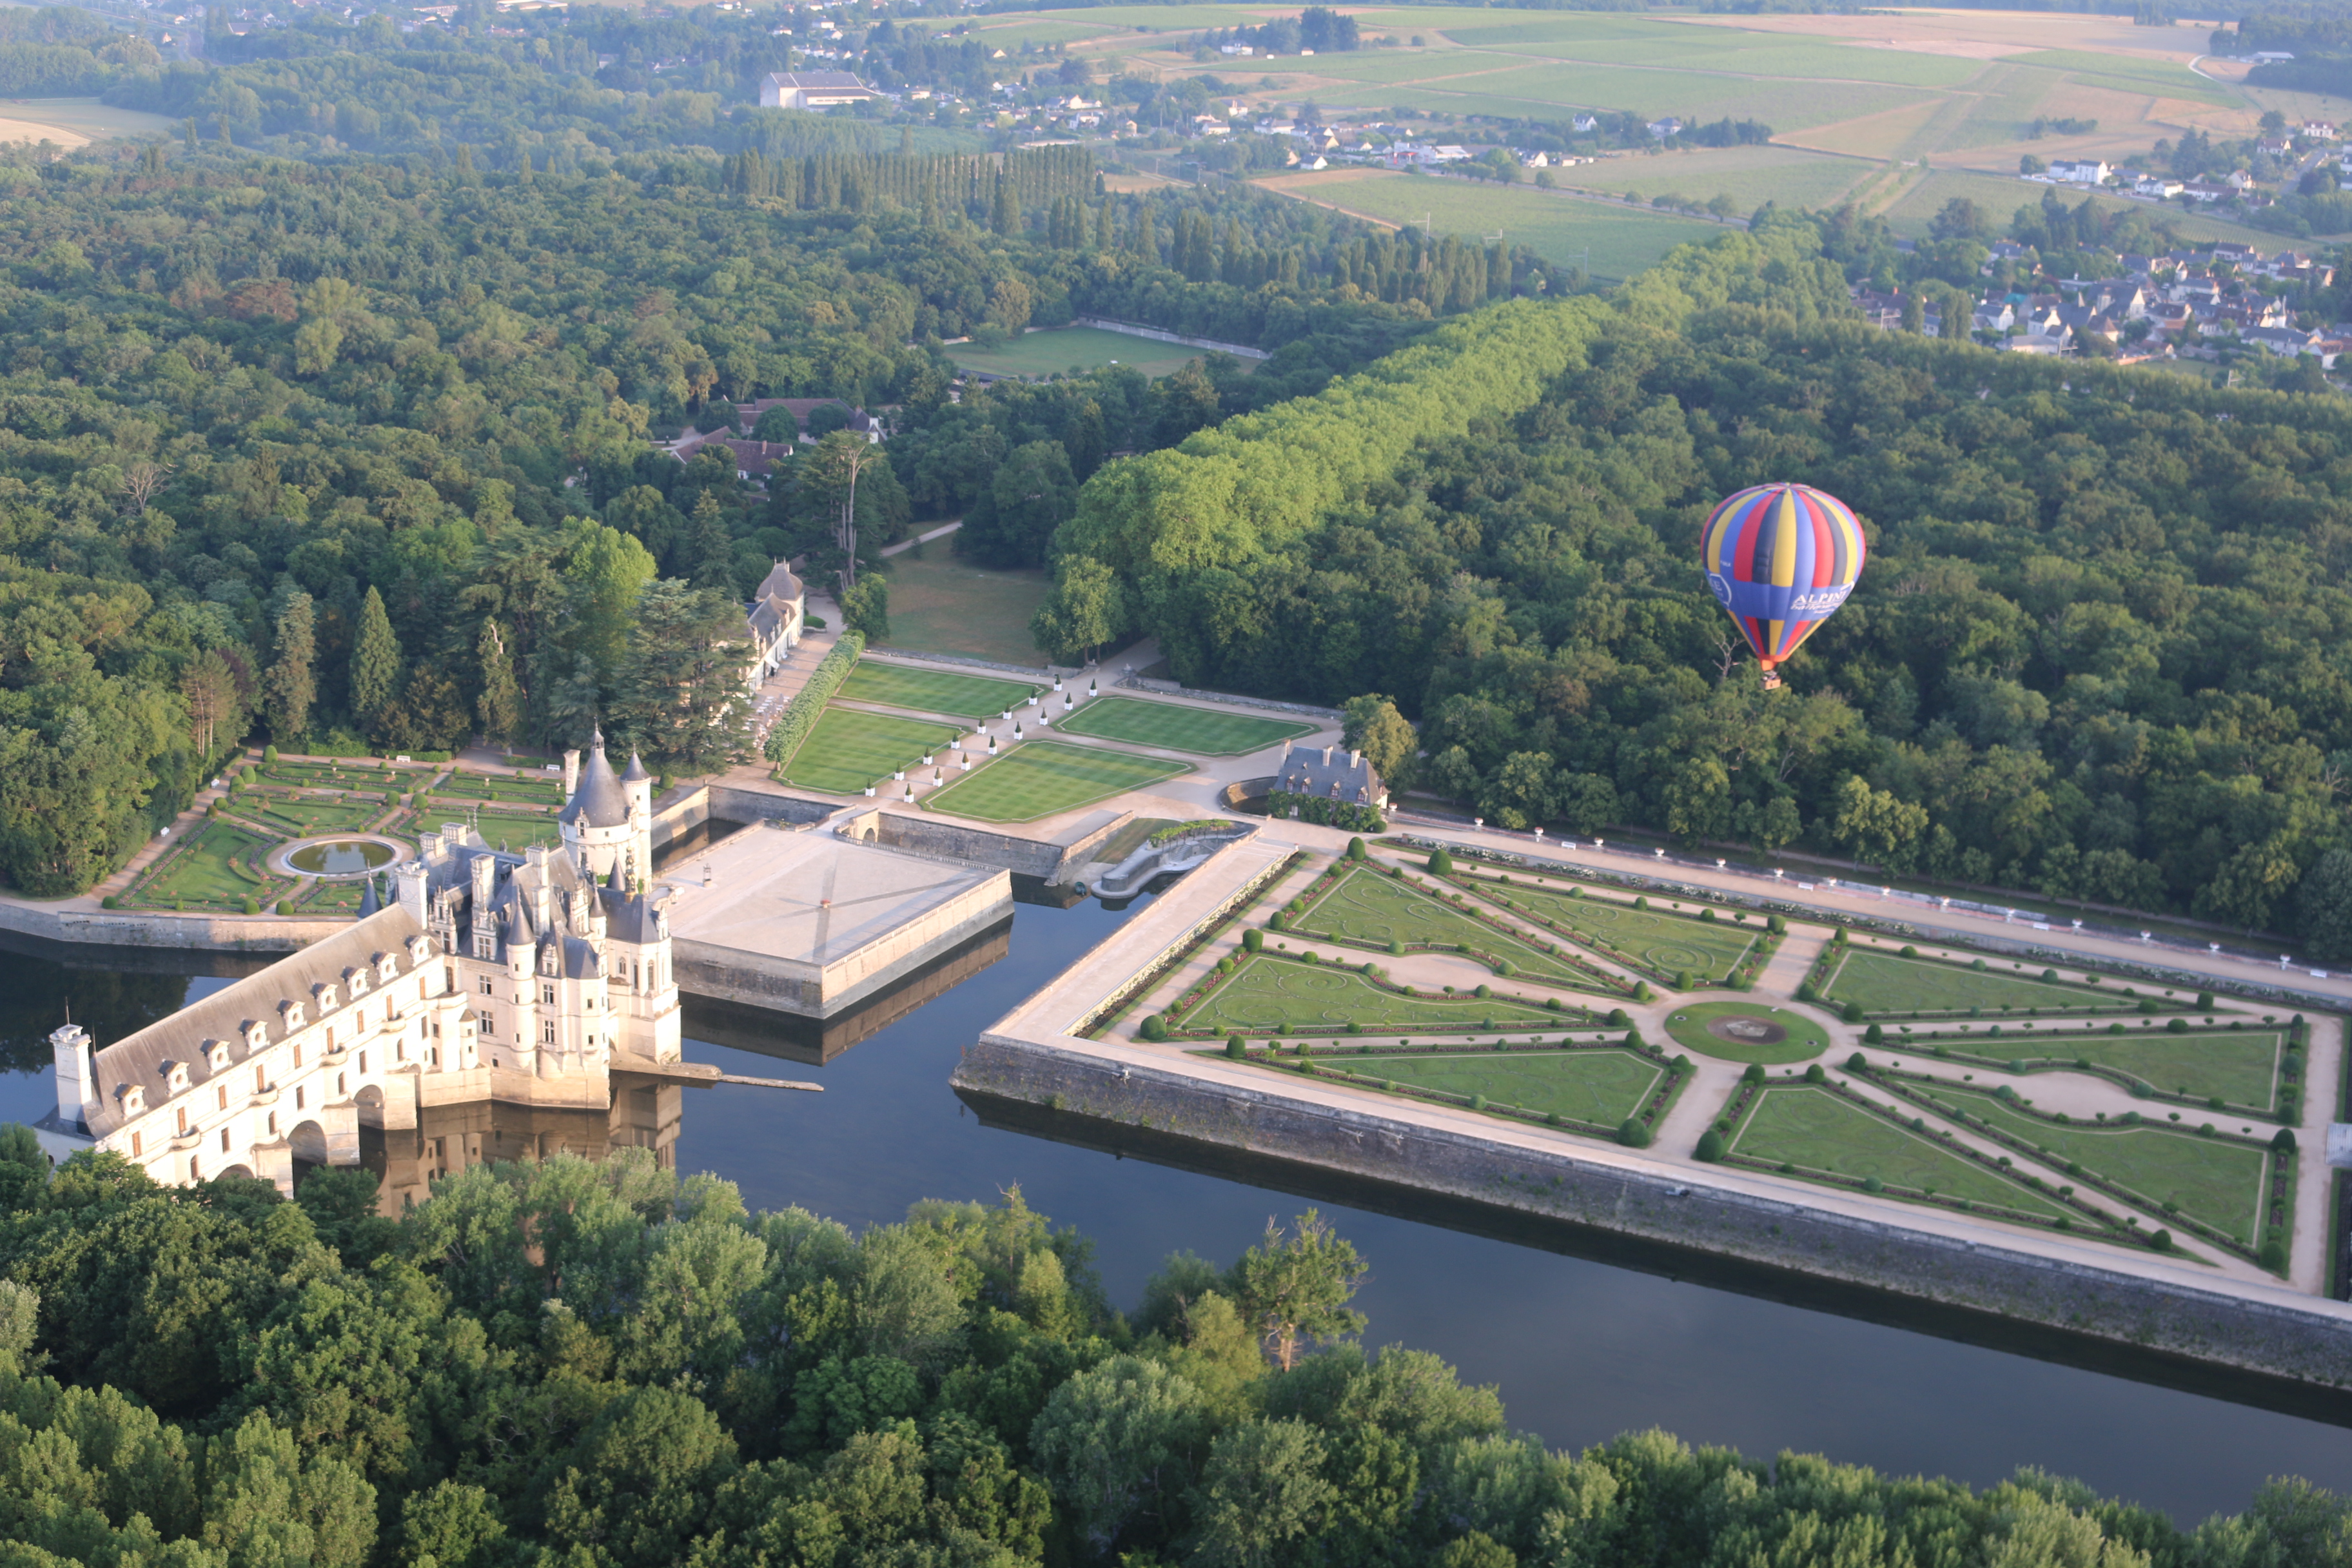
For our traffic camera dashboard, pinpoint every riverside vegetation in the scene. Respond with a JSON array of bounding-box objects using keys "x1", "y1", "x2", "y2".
[{"x1": 0, "y1": 1136, "x2": 2347, "y2": 1568}]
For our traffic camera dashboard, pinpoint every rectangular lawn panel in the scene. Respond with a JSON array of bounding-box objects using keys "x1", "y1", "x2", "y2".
[
  {"x1": 1823, "y1": 949, "x2": 2128, "y2": 1017},
  {"x1": 923, "y1": 740, "x2": 1186, "y2": 823},
  {"x1": 1291, "y1": 867, "x2": 1612, "y2": 990},
  {"x1": 1481, "y1": 883, "x2": 1755, "y2": 981},
  {"x1": 460, "y1": 811, "x2": 565, "y2": 851},
  {"x1": 139, "y1": 824, "x2": 271, "y2": 908},
  {"x1": 1732, "y1": 1086, "x2": 2071, "y2": 1220},
  {"x1": 1949, "y1": 1025, "x2": 2286, "y2": 1110},
  {"x1": 253, "y1": 798, "x2": 385, "y2": 834},
  {"x1": 780, "y1": 708, "x2": 963, "y2": 797},
  {"x1": 1921, "y1": 1085, "x2": 2268, "y2": 1245},
  {"x1": 837, "y1": 662, "x2": 1041, "y2": 720},
  {"x1": 1347, "y1": 1048, "x2": 1663, "y2": 1127},
  {"x1": 1176, "y1": 956, "x2": 1561, "y2": 1036},
  {"x1": 1055, "y1": 696, "x2": 1317, "y2": 756}
]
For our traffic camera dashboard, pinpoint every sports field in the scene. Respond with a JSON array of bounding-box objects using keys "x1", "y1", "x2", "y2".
[
  {"x1": 923, "y1": 740, "x2": 1186, "y2": 823},
  {"x1": 837, "y1": 662, "x2": 1042, "y2": 720},
  {"x1": 778, "y1": 708, "x2": 961, "y2": 797},
  {"x1": 1922, "y1": 1085, "x2": 2268, "y2": 1246},
  {"x1": 1665, "y1": 1001, "x2": 1828, "y2": 1065},
  {"x1": 1176, "y1": 955, "x2": 1560, "y2": 1036},
  {"x1": 1821, "y1": 950, "x2": 2130, "y2": 1017},
  {"x1": 1731, "y1": 1087, "x2": 2072, "y2": 1220},
  {"x1": 1289, "y1": 867, "x2": 1601, "y2": 988},
  {"x1": 1945, "y1": 1025, "x2": 2285, "y2": 1110},
  {"x1": 946, "y1": 326, "x2": 1206, "y2": 382},
  {"x1": 1489, "y1": 883, "x2": 1756, "y2": 981},
  {"x1": 1056, "y1": 696, "x2": 1318, "y2": 756},
  {"x1": 1346, "y1": 1048, "x2": 1664, "y2": 1127}
]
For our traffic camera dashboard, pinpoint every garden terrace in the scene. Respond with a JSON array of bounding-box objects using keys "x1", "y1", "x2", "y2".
[
  {"x1": 1242, "y1": 1041, "x2": 1684, "y2": 1139},
  {"x1": 779, "y1": 709, "x2": 963, "y2": 798},
  {"x1": 1817, "y1": 947, "x2": 2142, "y2": 1019},
  {"x1": 836, "y1": 662, "x2": 1043, "y2": 721},
  {"x1": 1054, "y1": 696, "x2": 1318, "y2": 757},
  {"x1": 1459, "y1": 875, "x2": 1765, "y2": 985},
  {"x1": 1723, "y1": 1083, "x2": 2110, "y2": 1233},
  {"x1": 239, "y1": 796, "x2": 390, "y2": 836},
  {"x1": 119, "y1": 823, "x2": 288, "y2": 912},
  {"x1": 923, "y1": 741, "x2": 1188, "y2": 824},
  {"x1": 1164, "y1": 952, "x2": 1571, "y2": 1038},
  {"x1": 429, "y1": 773, "x2": 567, "y2": 806},
  {"x1": 1288, "y1": 865, "x2": 1631, "y2": 996},
  {"x1": 1887, "y1": 1021, "x2": 2293, "y2": 1117},
  {"x1": 1899, "y1": 1078, "x2": 2280, "y2": 1255}
]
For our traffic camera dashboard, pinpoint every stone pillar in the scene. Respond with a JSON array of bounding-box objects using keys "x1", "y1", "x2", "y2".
[
  {"x1": 251, "y1": 1139, "x2": 295, "y2": 1197},
  {"x1": 320, "y1": 1101, "x2": 362, "y2": 1167},
  {"x1": 378, "y1": 1066, "x2": 420, "y2": 1130}
]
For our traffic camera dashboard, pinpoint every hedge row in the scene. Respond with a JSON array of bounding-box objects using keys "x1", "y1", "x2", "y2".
[{"x1": 764, "y1": 631, "x2": 867, "y2": 771}]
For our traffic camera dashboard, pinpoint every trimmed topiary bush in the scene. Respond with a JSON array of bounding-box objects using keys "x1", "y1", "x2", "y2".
[
  {"x1": 1428, "y1": 848, "x2": 1453, "y2": 874},
  {"x1": 1864, "y1": 1023, "x2": 1884, "y2": 1044},
  {"x1": 1226, "y1": 1036, "x2": 1246, "y2": 1059},
  {"x1": 1244, "y1": 928, "x2": 1263, "y2": 953},
  {"x1": 1617, "y1": 1117, "x2": 1652, "y2": 1148},
  {"x1": 2260, "y1": 1238, "x2": 2287, "y2": 1271},
  {"x1": 1804, "y1": 1063, "x2": 1827, "y2": 1084},
  {"x1": 1862, "y1": 1175, "x2": 1885, "y2": 1193},
  {"x1": 1347, "y1": 836, "x2": 1366, "y2": 860},
  {"x1": 1842, "y1": 1002, "x2": 1864, "y2": 1024},
  {"x1": 1695, "y1": 1130, "x2": 1724, "y2": 1161},
  {"x1": 1141, "y1": 1014, "x2": 1167, "y2": 1041},
  {"x1": 1847, "y1": 1052, "x2": 1869, "y2": 1073},
  {"x1": 1742, "y1": 1063, "x2": 1765, "y2": 1084}
]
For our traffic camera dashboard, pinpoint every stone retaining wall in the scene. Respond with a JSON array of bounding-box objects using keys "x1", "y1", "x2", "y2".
[
  {"x1": 832, "y1": 807, "x2": 1131, "y2": 881},
  {"x1": 1068, "y1": 317, "x2": 1269, "y2": 360},
  {"x1": 0, "y1": 900, "x2": 340, "y2": 952},
  {"x1": 952, "y1": 1037, "x2": 2352, "y2": 1388},
  {"x1": 1118, "y1": 675, "x2": 1342, "y2": 721}
]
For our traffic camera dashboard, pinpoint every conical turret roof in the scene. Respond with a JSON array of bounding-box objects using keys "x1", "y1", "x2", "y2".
[
  {"x1": 560, "y1": 730, "x2": 631, "y2": 828},
  {"x1": 622, "y1": 752, "x2": 652, "y2": 783}
]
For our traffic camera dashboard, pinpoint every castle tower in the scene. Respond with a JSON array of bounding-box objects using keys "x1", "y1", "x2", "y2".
[{"x1": 559, "y1": 730, "x2": 649, "y2": 887}]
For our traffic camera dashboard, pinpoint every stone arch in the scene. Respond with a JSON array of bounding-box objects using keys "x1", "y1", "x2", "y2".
[
  {"x1": 221, "y1": 1164, "x2": 255, "y2": 1182},
  {"x1": 288, "y1": 1119, "x2": 329, "y2": 1166}
]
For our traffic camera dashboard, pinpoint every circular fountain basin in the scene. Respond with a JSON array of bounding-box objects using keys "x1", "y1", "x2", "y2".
[{"x1": 271, "y1": 835, "x2": 407, "y2": 879}]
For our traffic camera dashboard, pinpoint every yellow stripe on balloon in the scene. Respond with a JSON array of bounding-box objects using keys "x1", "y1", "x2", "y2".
[{"x1": 1772, "y1": 491, "x2": 1799, "y2": 589}]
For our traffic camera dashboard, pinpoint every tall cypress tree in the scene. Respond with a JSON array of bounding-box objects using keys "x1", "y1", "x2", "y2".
[
  {"x1": 350, "y1": 585, "x2": 402, "y2": 734},
  {"x1": 266, "y1": 592, "x2": 317, "y2": 744},
  {"x1": 992, "y1": 172, "x2": 1017, "y2": 238}
]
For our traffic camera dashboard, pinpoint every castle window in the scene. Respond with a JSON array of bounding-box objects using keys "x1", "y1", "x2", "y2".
[
  {"x1": 217, "y1": 1087, "x2": 227, "y2": 1112},
  {"x1": 255, "y1": 1067, "x2": 266, "y2": 1094},
  {"x1": 130, "y1": 1133, "x2": 142, "y2": 1157},
  {"x1": 543, "y1": 985, "x2": 555, "y2": 1005},
  {"x1": 220, "y1": 1128, "x2": 230, "y2": 1152},
  {"x1": 177, "y1": 1108, "x2": 188, "y2": 1135},
  {"x1": 482, "y1": 978, "x2": 494, "y2": 995},
  {"x1": 544, "y1": 1021, "x2": 556, "y2": 1044},
  {"x1": 358, "y1": 1052, "x2": 367, "y2": 1072},
  {"x1": 295, "y1": 1088, "x2": 305, "y2": 1110},
  {"x1": 268, "y1": 1113, "x2": 277, "y2": 1135}
]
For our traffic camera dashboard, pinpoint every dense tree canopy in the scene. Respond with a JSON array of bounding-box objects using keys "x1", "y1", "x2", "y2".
[{"x1": 0, "y1": 1139, "x2": 2340, "y2": 1567}]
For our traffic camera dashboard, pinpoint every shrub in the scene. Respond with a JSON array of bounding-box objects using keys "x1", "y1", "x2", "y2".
[
  {"x1": 1140, "y1": 1014, "x2": 1167, "y2": 1041},
  {"x1": 2108, "y1": 1022, "x2": 2125, "y2": 1034},
  {"x1": 1494, "y1": 961, "x2": 1515, "y2": 978},
  {"x1": 1864, "y1": 1023, "x2": 1884, "y2": 1044},
  {"x1": 2151, "y1": 1229, "x2": 2174, "y2": 1253},
  {"x1": 1623, "y1": 1029, "x2": 1643, "y2": 1048},
  {"x1": 1970, "y1": 957, "x2": 1986, "y2": 971},
  {"x1": 277, "y1": 899, "x2": 294, "y2": 915},
  {"x1": 1695, "y1": 1130, "x2": 1725, "y2": 1161},
  {"x1": 1803, "y1": 1064, "x2": 1827, "y2": 1084},
  {"x1": 2260, "y1": 1238, "x2": 2287, "y2": 1271},
  {"x1": 1862, "y1": 1175, "x2": 1885, "y2": 1193},
  {"x1": 1226, "y1": 1036, "x2": 1246, "y2": 1059},
  {"x1": 1842, "y1": 1002, "x2": 1864, "y2": 1024},
  {"x1": 264, "y1": 745, "x2": 279, "y2": 764},
  {"x1": 241, "y1": 896, "x2": 259, "y2": 916},
  {"x1": 2197, "y1": 990, "x2": 2214, "y2": 1009},
  {"x1": 101, "y1": 894, "x2": 117, "y2": 909},
  {"x1": 1632, "y1": 982, "x2": 1653, "y2": 1003},
  {"x1": 1674, "y1": 970, "x2": 1694, "y2": 990},
  {"x1": 1796, "y1": 981, "x2": 1816, "y2": 1002},
  {"x1": 1634, "y1": 896, "x2": 1649, "y2": 910},
  {"x1": 1832, "y1": 927, "x2": 1847, "y2": 945},
  {"x1": 1616, "y1": 1117, "x2": 1652, "y2": 1148},
  {"x1": 1699, "y1": 907, "x2": 1716, "y2": 923},
  {"x1": 1428, "y1": 848, "x2": 1453, "y2": 874},
  {"x1": 2273, "y1": 1128, "x2": 2298, "y2": 1153},
  {"x1": 1474, "y1": 983, "x2": 1492, "y2": 999},
  {"x1": 1388, "y1": 939, "x2": 1404, "y2": 956},
  {"x1": 1469, "y1": 1094, "x2": 1487, "y2": 1112},
  {"x1": 1347, "y1": 836, "x2": 1366, "y2": 859},
  {"x1": 1766, "y1": 914, "x2": 1785, "y2": 934},
  {"x1": 1901, "y1": 945, "x2": 1917, "y2": 957},
  {"x1": 1607, "y1": 1008, "x2": 1630, "y2": 1027},
  {"x1": 1345, "y1": 1021, "x2": 1361, "y2": 1034},
  {"x1": 1742, "y1": 1063, "x2": 1765, "y2": 1084},
  {"x1": 2166, "y1": 1017, "x2": 2189, "y2": 1034},
  {"x1": 1847, "y1": 1052, "x2": 1869, "y2": 1073},
  {"x1": 1544, "y1": 1111, "x2": 1563, "y2": 1128},
  {"x1": 1269, "y1": 911, "x2": 1288, "y2": 931},
  {"x1": 1243, "y1": 928, "x2": 1263, "y2": 953},
  {"x1": 1545, "y1": 997, "x2": 1562, "y2": 1011}
]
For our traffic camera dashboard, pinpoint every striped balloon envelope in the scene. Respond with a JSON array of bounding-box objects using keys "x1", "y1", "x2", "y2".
[{"x1": 1698, "y1": 482, "x2": 1868, "y2": 689}]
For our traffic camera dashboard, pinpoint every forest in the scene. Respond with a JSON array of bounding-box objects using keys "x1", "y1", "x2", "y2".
[
  {"x1": 1041, "y1": 215, "x2": 2352, "y2": 941},
  {"x1": 0, "y1": 1137, "x2": 2342, "y2": 1568},
  {"x1": 0, "y1": 102, "x2": 1550, "y2": 897}
]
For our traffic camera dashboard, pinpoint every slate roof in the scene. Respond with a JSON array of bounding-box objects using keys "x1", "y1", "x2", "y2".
[
  {"x1": 1273, "y1": 742, "x2": 1387, "y2": 807},
  {"x1": 560, "y1": 731, "x2": 631, "y2": 829}
]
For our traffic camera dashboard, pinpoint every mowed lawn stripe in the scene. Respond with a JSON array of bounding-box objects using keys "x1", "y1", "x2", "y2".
[
  {"x1": 1177, "y1": 956, "x2": 1561, "y2": 1035},
  {"x1": 838, "y1": 661, "x2": 1042, "y2": 720},
  {"x1": 1480, "y1": 883, "x2": 1756, "y2": 980},
  {"x1": 1056, "y1": 696, "x2": 1318, "y2": 756},
  {"x1": 1732, "y1": 1086, "x2": 2071, "y2": 1219},
  {"x1": 923, "y1": 740, "x2": 1186, "y2": 823},
  {"x1": 781, "y1": 708, "x2": 961, "y2": 796},
  {"x1": 1350, "y1": 1048, "x2": 1663, "y2": 1126},
  {"x1": 1291, "y1": 867, "x2": 1612, "y2": 991}
]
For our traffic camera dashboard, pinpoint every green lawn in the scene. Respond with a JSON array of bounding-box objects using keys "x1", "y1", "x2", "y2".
[
  {"x1": 1919, "y1": 1025, "x2": 2285, "y2": 1111},
  {"x1": 1291, "y1": 867, "x2": 1605, "y2": 988},
  {"x1": 876, "y1": 551, "x2": 1056, "y2": 669},
  {"x1": 135, "y1": 823, "x2": 271, "y2": 908},
  {"x1": 923, "y1": 740, "x2": 1187, "y2": 823},
  {"x1": 1056, "y1": 696, "x2": 1318, "y2": 756},
  {"x1": 779, "y1": 707, "x2": 963, "y2": 797},
  {"x1": 1268, "y1": 170, "x2": 1723, "y2": 281},
  {"x1": 1484, "y1": 882, "x2": 1756, "y2": 981},
  {"x1": 1665, "y1": 1001, "x2": 1830, "y2": 1065},
  {"x1": 838, "y1": 661, "x2": 1043, "y2": 720},
  {"x1": 433, "y1": 773, "x2": 565, "y2": 805},
  {"x1": 1920, "y1": 1085, "x2": 2268, "y2": 1246},
  {"x1": 1340, "y1": 1048, "x2": 1665, "y2": 1126},
  {"x1": 1732, "y1": 1087, "x2": 2072, "y2": 1219},
  {"x1": 946, "y1": 326, "x2": 1206, "y2": 381},
  {"x1": 1174, "y1": 955, "x2": 1563, "y2": 1036},
  {"x1": 1822, "y1": 949, "x2": 2130, "y2": 1017},
  {"x1": 1559, "y1": 145, "x2": 1876, "y2": 214},
  {"x1": 259, "y1": 763, "x2": 401, "y2": 790},
  {"x1": 249, "y1": 797, "x2": 386, "y2": 834},
  {"x1": 460, "y1": 810, "x2": 564, "y2": 851}
]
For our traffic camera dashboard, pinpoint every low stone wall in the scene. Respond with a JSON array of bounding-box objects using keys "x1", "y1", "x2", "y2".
[
  {"x1": 834, "y1": 808, "x2": 1130, "y2": 881},
  {"x1": 0, "y1": 900, "x2": 341, "y2": 953},
  {"x1": 952, "y1": 1037, "x2": 2352, "y2": 1389},
  {"x1": 1222, "y1": 776, "x2": 1275, "y2": 809},
  {"x1": 650, "y1": 784, "x2": 838, "y2": 849}
]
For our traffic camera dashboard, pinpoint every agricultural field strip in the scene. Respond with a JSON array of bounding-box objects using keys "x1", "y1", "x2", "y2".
[
  {"x1": 1908, "y1": 1080, "x2": 2269, "y2": 1244},
  {"x1": 1460, "y1": 876, "x2": 1756, "y2": 979},
  {"x1": 1173, "y1": 952, "x2": 1563, "y2": 1036},
  {"x1": 1290, "y1": 866, "x2": 1618, "y2": 991},
  {"x1": 1730, "y1": 1084, "x2": 2079, "y2": 1221}
]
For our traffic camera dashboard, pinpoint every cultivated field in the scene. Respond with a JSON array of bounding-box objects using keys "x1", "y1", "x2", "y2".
[
  {"x1": 1056, "y1": 696, "x2": 1317, "y2": 756},
  {"x1": 923, "y1": 740, "x2": 1187, "y2": 822}
]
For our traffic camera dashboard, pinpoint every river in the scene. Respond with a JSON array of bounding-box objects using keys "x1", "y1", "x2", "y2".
[{"x1": 4, "y1": 888, "x2": 2349, "y2": 1524}]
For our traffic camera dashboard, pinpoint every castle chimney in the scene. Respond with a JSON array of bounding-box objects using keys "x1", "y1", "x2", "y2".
[
  {"x1": 50, "y1": 1023, "x2": 95, "y2": 1132},
  {"x1": 1350, "y1": 749, "x2": 1362, "y2": 769},
  {"x1": 395, "y1": 861, "x2": 429, "y2": 925},
  {"x1": 562, "y1": 749, "x2": 581, "y2": 798}
]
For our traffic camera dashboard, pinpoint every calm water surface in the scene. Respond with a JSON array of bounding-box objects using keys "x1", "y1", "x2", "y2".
[{"x1": 5, "y1": 890, "x2": 2350, "y2": 1524}]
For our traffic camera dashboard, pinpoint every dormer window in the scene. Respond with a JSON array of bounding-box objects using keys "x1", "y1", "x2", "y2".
[
  {"x1": 380, "y1": 954, "x2": 402, "y2": 982},
  {"x1": 119, "y1": 1084, "x2": 144, "y2": 1116},
  {"x1": 281, "y1": 1001, "x2": 306, "y2": 1030},
  {"x1": 164, "y1": 1062, "x2": 189, "y2": 1094},
  {"x1": 348, "y1": 968, "x2": 369, "y2": 997},
  {"x1": 244, "y1": 1021, "x2": 268, "y2": 1050},
  {"x1": 208, "y1": 1043, "x2": 230, "y2": 1072},
  {"x1": 316, "y1": 983, "x2": 338, "y2": 1012}
]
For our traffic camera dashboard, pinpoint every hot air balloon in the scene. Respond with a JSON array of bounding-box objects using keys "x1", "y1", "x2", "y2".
[{"x1": 1698, "y1": 482, "x2": 1867, "y2": 691}]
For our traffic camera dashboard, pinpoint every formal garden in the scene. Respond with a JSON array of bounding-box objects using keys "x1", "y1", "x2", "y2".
[
  {"x1": 1816, "y1": 946, "x2": 2141, "y2": 1019},
  {"x1": 1466, "y1": 877, "x2": 1765, "y2": 985},
  {"x1": 923, "y1": 740, "x2": 1188, "y2": 823},
  {"x1": 1055, "y1": 696, "x2": 1318, "y2": 757},
  {"x1": 836, "y1": 662, "x2": 1043, "y2": 721},
  {"x1": 779, "y1": 707, "x2": 963, "y2": 798},
  {"x1": 1664, "y1": 1001, "x2": 1831, "y2": 1064},
  {"x1": 1286, "y1": 865, "x2": 1627, "y2": 994},
  {"x1": 1161, "y1": 952, "x2": 1573, "y2": 1039},
  {"x1": 1884, "y1": 1021, "x2": 2291, "y2": 1115}
]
